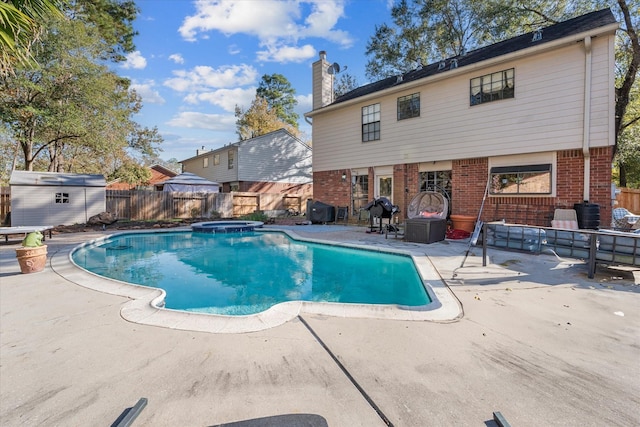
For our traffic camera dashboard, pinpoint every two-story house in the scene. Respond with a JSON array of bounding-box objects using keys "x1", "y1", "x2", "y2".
[
  {"x1": 181, "y1": 128, "x2": 313, "y2": 196},
  {"x1": 305, "y1": 9, "x2": 618, "y2": 227}
]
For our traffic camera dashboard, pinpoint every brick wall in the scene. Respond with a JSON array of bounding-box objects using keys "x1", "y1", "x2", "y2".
[
  {"x1": 312, "y1": 170, "x2": 351, "y2": 208},
  {"x1": 451, "y1": 148, "x2": 612, "y2": 226},
  {"x1": 313, "y1": 146, "x2": 613, "y2": 227}
]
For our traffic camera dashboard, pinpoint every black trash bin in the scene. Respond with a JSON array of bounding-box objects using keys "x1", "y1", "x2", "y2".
[{"x1": 574, "y1": 202, "x2": 600, "y2": 229}]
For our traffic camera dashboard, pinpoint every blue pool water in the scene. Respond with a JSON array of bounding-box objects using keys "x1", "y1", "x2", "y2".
[{"x1": 72, "y1": 231, "x2": 430, "y2": 315}]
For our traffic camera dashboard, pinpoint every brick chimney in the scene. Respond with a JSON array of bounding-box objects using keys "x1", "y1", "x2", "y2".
[{"x1": 312, "y1": 51, "x2": 334, "y2": 110}]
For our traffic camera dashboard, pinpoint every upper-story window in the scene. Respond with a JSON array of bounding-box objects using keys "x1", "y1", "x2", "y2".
[
  {"x1": 203, "y1": 157, "x2": 209, "y2": 168},
  {"x1": 213, "y1": 154, "x2": 220, "y2": 165},
  {"x1": 398, "y1": 93, "x2": 420, "y2": 120},
  {"x1": 470, "y1": 68, "x2": 514, "y2": 106},
  {"x1": 362, "y1": 103, "x2": 380, "y2": 142},
  {"x1": 228, "y1": 151, "x2": 235, "y2": 169}
]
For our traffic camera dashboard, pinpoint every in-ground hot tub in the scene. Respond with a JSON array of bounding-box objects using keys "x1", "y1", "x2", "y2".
[{"x1": 191, "y1": 220, "x2": 264, "y2": 233}]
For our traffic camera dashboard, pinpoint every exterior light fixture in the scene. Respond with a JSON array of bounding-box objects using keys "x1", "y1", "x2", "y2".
[{"x1": 341, "y1": 172, "x2": 347, "y2": 182}]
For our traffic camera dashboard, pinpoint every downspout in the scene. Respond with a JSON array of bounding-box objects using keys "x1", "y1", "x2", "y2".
[{"x1": 582, "y1": 36, "x2": 592, "y2": 202}]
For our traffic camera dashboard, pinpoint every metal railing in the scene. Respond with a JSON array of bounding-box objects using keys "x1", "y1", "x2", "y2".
[{"x1": 482, "y1": 222, "x2": 639, "y2": 279}]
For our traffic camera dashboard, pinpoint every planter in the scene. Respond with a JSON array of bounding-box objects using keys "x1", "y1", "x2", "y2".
[
  {"x1": 16, "y1": 245, "x2": 48, "y2": 274},
  {"x1": 450, "y1": 215, "x2": 476, "y2": 233}
]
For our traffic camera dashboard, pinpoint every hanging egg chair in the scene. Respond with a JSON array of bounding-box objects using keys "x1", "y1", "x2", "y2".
[{"x1": 407, "y1": 191, "x2": 448, "y2": 219}]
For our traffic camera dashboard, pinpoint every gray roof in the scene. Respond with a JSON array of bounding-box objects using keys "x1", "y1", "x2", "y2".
[
  {"x1": 162, "y1": 172, "x2": 220, "y2": 186},
  {"x1": 333, "y1": 9, "x2": 617, "y2": 105},
  {"x1": 9, "y1": 171, "x2": 106, "y2": 187}
]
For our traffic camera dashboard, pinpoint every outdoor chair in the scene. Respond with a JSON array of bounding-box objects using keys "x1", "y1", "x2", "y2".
[
  {"x1": 551, "y1": 209, "x2": 579, "y2": 230},
  {"x1": 612, "y1": 207, "x2": 640, "y2": 231}
]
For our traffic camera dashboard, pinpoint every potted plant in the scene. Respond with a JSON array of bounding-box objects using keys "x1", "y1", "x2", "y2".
[{"x1": 15, "y1": 231, "x2": 47, "y2": 274}]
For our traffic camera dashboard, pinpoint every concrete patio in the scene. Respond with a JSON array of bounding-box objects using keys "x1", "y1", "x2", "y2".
[{"x1": 1, "y1": 225, "x2": 638, "y2": 426}]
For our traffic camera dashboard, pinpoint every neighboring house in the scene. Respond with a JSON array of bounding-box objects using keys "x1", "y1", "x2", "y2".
[
  {"x1": 305, "y1": 9, "x2": 618, "y2": 227},
  {"x1": 181, "y1": 128, "x2": 313, "y2": 196},
  {"x1": 107, "y1": 164, "x2": 178, "y2": 191},
  {"x1": 9, "y1": 171, "x2": 106, "y2": 226}
]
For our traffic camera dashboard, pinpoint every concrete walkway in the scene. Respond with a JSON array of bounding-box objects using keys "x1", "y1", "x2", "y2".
[{"x1": 1, "y1": 226, "x2": 638, "y2": 426}]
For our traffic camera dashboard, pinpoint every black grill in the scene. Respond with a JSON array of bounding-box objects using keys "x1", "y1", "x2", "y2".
[{"x1": 364, "y1": 197, "x2": 400, "y2": 233}]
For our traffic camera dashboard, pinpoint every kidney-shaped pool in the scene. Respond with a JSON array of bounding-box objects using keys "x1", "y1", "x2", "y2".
[{"x1": 72, "y1": 230, "x2": 432, "y2": 316}]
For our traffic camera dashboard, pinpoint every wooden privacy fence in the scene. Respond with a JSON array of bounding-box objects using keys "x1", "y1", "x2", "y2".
[
  {"x1": 617, "y1": 187, "x2": 640, "y2": 213},
  {"x1": 0, "y1": 187, "x2": 9, "y2": 223},
  {"x1": 106, "y1": 190, "x2": 304, "y2": 220}
]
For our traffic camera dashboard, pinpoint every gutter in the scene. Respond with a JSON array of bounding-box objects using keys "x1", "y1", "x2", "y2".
[
  {"x1": 304, "y1": 23, "x2": 618, "y2": 118},
  {"x1": 582, "y1": 35, "x2": 592, "y2": 202}
]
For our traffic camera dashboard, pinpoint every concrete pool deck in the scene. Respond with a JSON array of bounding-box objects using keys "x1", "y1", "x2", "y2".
[{"x1": 1, "y1": 225, "x2": 638, "y2": 426}]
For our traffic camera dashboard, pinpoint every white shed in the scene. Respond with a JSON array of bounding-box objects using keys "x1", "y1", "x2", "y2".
[{"x1": 9, "y1": 171, "x2": 106, "y2": 226}]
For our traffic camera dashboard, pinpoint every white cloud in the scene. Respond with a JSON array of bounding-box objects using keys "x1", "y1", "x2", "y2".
[
  {"x1": 166, "y1": 111, "x2": 236, "y2": 131},
  {"x1": 168, "y1": 53, "x2": 184, "y2": 64},
  {"x1": 178, "y1": 0, "x2": 353, "y2": 61},
  {"x1": 300, "y1": 0, "x2": 351, "y2": 44},
  {"x1": 256, "y1": 44, "x2": 316, "y2": 63},
  {"x1": 121, "y1": 51, "x2": 147, "y2": 69},
  {"x1": 295, "y1": 93, "x2": 312, "y2": 113},
  {"x1": 163, "y1": 64, "x2": 258, "y2": 92},
  {"x1": 130, "y1": 81, "x2": 165, "y2": 105},
  {"x1": 183, "y1": 87, "x2": 256, "y2": 112}
]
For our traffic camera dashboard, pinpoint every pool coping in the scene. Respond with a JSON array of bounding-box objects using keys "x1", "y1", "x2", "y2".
[{"x1": 51, "y1": 228, "x2": 462, "y2": 333}]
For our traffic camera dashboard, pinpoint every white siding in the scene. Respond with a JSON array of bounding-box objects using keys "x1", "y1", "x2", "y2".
[
  {"x1": 312, "y1": 35, "x2": 614, "y2": 172},
  {"x1": 11, "y1": 186, "x2": 105, "y2": 226},
  {"x1": 238, "y1": 131, "x2": 312, "y2": 183},
  {"x1": 183, "y1": 149, "x2": 238, "y2": 183}
]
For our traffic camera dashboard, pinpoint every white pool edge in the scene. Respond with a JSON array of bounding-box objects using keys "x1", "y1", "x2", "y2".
[{"x1": 52, "y1": 228, "x2": 462, "y2": 334}]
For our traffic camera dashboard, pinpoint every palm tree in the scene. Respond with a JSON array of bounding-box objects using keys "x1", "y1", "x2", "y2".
[{"x1": 0, "y1": 0, "x2": 64, "y2": 75}]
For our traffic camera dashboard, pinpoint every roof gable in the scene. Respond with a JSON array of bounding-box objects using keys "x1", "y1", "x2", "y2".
[
  {"x1": 179, "y1": 128, "x2": 309, "y2": 163},
  {"x1": 333, "y1": 8, "x2": 617, "y2": 105}
]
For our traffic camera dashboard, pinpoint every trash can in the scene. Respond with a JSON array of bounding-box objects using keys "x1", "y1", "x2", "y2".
[{"x1": 574, "y1": 202, "x2": 600, "y2": 229}]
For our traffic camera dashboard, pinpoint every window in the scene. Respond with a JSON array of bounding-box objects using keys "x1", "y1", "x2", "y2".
[
  {"x1": 230, "y1": 182, "x2": 239, "y2": 192},
  {"x1": 352, "y1": 175, "x2": 369, "y2": 213},
  {"x1": 420, "y1": 170, "x2": 452, "y2": 215},
  {"x1": 213, "y1": 154, "x2": 220, "y2": 165},
  {"x1": 470, "y1": 68, "x2": 514, "y2": 105},
  {"x1": 55, "y1": 192, "x2": 69, "y2": 204},
  {"x1": 490, "y1": 164, "x2": 552, "y2": 195},
  {"x1": 203, "y1": 157, "x2": 209, "y2": 168},
  {"x1": 362, "y1": 103, "x2": 380, "y2": 142},
  {"x1": 228, "y1": 151, "x2": 234, "y2": 169},
  {"x1": 420, "y1": 170, "x2": 451, "y2": 194},
  {"x1": 397, "y1": 93, "x2": 420, "y2": 120}
]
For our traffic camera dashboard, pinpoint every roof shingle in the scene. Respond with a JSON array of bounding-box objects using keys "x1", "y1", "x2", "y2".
[{"x1": 332, "y1": 8, "x2": 617, "y2": 105}]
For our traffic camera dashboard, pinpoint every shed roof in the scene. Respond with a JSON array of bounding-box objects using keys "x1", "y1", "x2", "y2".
[
  {"x1": 331, "y1": 8, "x2": 617, "y2": 105},
  {"x1": 9, "y1": 171, "x2": 106, "y2": 187}
]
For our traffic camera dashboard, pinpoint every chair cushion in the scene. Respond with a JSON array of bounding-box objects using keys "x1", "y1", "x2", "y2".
[{"x1": 551, "y1": 220, "x2": 579, "y2": 229}]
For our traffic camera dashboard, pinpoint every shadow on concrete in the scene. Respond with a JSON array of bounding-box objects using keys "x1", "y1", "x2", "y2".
[{"x1": 210, "y1": 414, "x2": 329, "y2": 427}]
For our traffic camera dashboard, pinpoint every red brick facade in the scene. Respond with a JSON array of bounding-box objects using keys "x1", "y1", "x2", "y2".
[{"x1": 312, "y1": 147, "x2": 613, "y2": 227}]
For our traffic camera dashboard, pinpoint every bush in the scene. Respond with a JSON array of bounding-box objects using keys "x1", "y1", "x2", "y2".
[{"x1": 240, "y1": 211, "x2": 269, "y2": 222}]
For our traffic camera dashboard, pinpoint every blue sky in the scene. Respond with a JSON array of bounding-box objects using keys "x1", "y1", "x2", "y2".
[{"x1": 119, "y1": 0, "x2": 393, "y2": 162}]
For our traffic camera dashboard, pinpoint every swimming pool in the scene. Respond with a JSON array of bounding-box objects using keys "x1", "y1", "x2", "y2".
[{"x1": 72, "y1": 231, "x2": 430, "y2": 315}]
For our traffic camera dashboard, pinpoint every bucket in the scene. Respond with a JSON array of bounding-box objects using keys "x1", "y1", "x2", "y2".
[
  {"x1": 15, "y1": 245, "x2": 47, "y2": 274},
  {"x1": 450, "y1": 214, "x2": 476, "y2": 233},
  {"x1": 573, "y1": 202, "x2": 600, "y2": 229}
]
